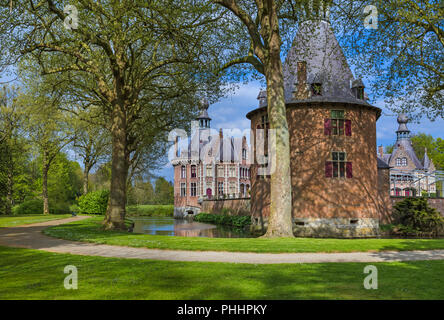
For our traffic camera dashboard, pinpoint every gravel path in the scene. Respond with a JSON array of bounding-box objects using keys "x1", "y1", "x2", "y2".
[{"x1": 1, "y1": 216, "x2": 443, "y2": 264}]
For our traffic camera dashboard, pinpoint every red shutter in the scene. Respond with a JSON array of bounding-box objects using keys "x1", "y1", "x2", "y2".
[
  {"x1": 345, "y1": 120, "x2": 352, "y2": 136},
  {"x1": 346, "y1": 162, "x2": 353, "y2": 178},
  {"x1": 325, "y1": 161, "x2": 333, "y2": 178},
  {"x1": 324, "y1": 119, "x2": 331, "y2": 135}
]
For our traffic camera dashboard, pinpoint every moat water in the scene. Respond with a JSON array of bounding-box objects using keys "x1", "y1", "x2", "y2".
[{"x1": 128, "y1": 216, "x2": 255, "y2": 238}]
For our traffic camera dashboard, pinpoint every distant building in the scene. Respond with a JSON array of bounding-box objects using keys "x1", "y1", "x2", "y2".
[
  {"x1": 378, "y1": 114, "x2": 437, "y2": 197},
  {"x1": 172, "y1": 100, "x2": 251, "y2": 218}
]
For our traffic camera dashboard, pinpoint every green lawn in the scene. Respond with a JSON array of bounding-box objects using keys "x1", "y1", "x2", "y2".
[
  {"x1": 0, "y1": 246, "x2": 442, "y2": 299},
  {"x1": 0, "y1": 214, "x2": 73, "y2": 228},
  {"x1": 44, "y1": 217, "x2": 444, "y2": 253}
]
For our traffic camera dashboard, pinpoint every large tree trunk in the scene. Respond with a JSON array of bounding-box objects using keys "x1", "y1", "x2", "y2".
[
  {"x1": 261, "y1": 25, "x2": 294, "y2": 238},
  {"x1": 103, "y1": 102, "x2": 128, "y2": 230},
  {"x1": 42, "y1": 154, "x2": 50, "y2": 215}
]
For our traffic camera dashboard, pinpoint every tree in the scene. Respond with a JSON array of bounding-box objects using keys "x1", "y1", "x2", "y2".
[
  {"x1": 45, "y1": 153, "x2": 83, "y2": 205},
  {"x1": 21, "y1": 82, "x2": 75, "y2": 214},
  {"x1": 1, "y1": 1, "x2": 223, "y2": 229},
  {"x1": 411, "y1": 133, "x2": 444, "y2": 170},
  {"x1": 154, "y1": 177, "x2": 174, "y2": 205},
  {"x1": 211, "y1": 0, "x2": 319, "y2": 237},
  {"x1": 72, "y1": 121, "x2": 110, "y2": 195},
  {"x1": 0, "y1": 86, "x2": 25, "y2": 214},
  {"x1": 337, "y1": 0, "x2": 443, "y2": 120},
  {"x1": 127, "y1": 177, "x2": 154, "y2": 205}
]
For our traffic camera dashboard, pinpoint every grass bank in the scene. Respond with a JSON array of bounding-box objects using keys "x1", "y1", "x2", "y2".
[
  {"x1": 0, "y1": 246, "x2": 442, "y2": 299},
  {"x1": 0, "y1": 214, "x2": 72, "y2": 228},
  {"x1": 126, "y1": 204, "x2": 173, "y2": 217},
  {"x1": 43, "y1": 217, "x2": 444, "y2": 253}
]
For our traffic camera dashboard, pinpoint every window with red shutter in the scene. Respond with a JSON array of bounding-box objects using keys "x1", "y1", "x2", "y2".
[
  {"x1": 346, "y1": 162, "x2": 353, "y2": 178},
  {"x1": 345, "y1": 120, "x2": 352, "y2": 136},
  {"x1": 325, "y1": 161, "x2": 333, "y2": 177},
  {"x1": 324, "y1": 119, "x2": 331, "y2": 135}
]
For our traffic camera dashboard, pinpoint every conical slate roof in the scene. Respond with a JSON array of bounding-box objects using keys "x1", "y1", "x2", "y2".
[
  {"x1": 246, "y1": 18, "x2": 380, "y2": 120},
  {"x1": 283, "y1": 19, "x2": 368, "y2": 105}
]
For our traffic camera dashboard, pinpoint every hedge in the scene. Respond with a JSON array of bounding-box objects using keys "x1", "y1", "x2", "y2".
[
  {"x1": 194, "y1": 213, "x2": 251, "y2": 228},
  {"x1": 77, "y1": 190, "x2": 109, "y2": 215}
]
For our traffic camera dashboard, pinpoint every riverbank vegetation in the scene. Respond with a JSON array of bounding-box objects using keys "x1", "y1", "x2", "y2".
[{"x1": 194, "y1": 213, "x2": 251, "y2": 228}]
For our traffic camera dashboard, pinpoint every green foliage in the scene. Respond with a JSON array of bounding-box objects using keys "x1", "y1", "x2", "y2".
[
  {"x1": 46, "y1": 153, "x2": 83, "y2": 204},
  {"x1": 392, "y1": 197, "x2": 444, "y2": 237},
  {"x1": 48, "y1": 202, "x2": 72, "y2": 215},
  {"x1": 194, "y1": 213, "x2": 251, "y2": 228},
  {"x1": 127, "y1": 177, "x2": 173, "y2": 205},
  {"x1": 411, "y1": 134, "x2": 444, "y2": 170},
  {"x1": 78, "y1": 190, "x2": 110, "y2": 215},
  {"x1": 154, "y1": 178, "x2": 174, "y2": 205},
  {"x1": 13, "y1": 199, "x2": 44, "y2": 215},
  {"x1": 126, "y1": 205, "x2": 174, "y2": 217},
  {"x1": 12, "y1": 199, "x2": 71, "y2": 215}
]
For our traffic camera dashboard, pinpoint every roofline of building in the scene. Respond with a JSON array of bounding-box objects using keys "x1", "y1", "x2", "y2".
[{"x1": 246, "y1": 98, "x2": 382, "y2": 120}]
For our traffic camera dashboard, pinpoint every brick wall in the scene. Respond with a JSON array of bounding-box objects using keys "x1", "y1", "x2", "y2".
[
  {"x1": 201, "y1": 198, "x2": 251, "y2": 216},
  {"x1": 249, "y1": 103, "x2": 381, "y2": 222}
]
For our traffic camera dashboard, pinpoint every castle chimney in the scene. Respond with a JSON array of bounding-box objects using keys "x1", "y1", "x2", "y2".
[
  {"x1": 294, "y1": 61, "x2": 309, "y2": 100},
  {"x1": 378, "y1": 145, "x2": 384, "y2": 158}
]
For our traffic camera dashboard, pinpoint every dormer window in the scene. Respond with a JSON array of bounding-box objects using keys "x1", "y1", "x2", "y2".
[
  {"x1": 357, "y1": 87, "x2": 364, "y2": 99},
  {"x1": 311, "y1": 83, "x2": 322, "y2": 96}
]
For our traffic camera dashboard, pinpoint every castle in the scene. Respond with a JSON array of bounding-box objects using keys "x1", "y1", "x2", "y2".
[
  {"x1": 247, "y1": 17, "x2": 382, "y2": 237},
  {"x1": 172, "y1": 99, "x2": 251, "y2": 218},
  {"x1": 378, "y1": 114, "x2": 436, "y2": 197},
  {"x1": 172, "y1": 10, "x2": 442, "y2": 236}
]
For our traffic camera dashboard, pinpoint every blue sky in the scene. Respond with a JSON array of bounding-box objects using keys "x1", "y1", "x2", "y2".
[{"x1": 156, "y1": 80, "x2": 444, "y2": 182}]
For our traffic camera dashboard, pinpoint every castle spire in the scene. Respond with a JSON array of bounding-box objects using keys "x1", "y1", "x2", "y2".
[
  {"x1": 196, "y1": 98, "x2": 211, "y2": 129},
  {"x1": 396, "y1": 114, "x2": 410, "y2": 140}
]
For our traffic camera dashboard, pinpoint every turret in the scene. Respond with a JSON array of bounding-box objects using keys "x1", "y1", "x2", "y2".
[
  {"x1": 396, "y1": 114, "x2": 411, "y2": 141},
  {"x1": 196, "y1": 98, "x2": 211, "y2": 129}
]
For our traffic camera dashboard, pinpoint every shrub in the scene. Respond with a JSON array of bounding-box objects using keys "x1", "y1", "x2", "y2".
[
  {"x1": 392, "y1": 197, "x2": 444, "y2": 237},
  {"x1": 78, "y1": 190, "x2": 109, "y2": 215},
  {"x1": 194, "y1": 213, "x2": 251, "y2": 228},
  {"x1": 13, "y1": 199, "x2": 44, "y2": 215}
]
